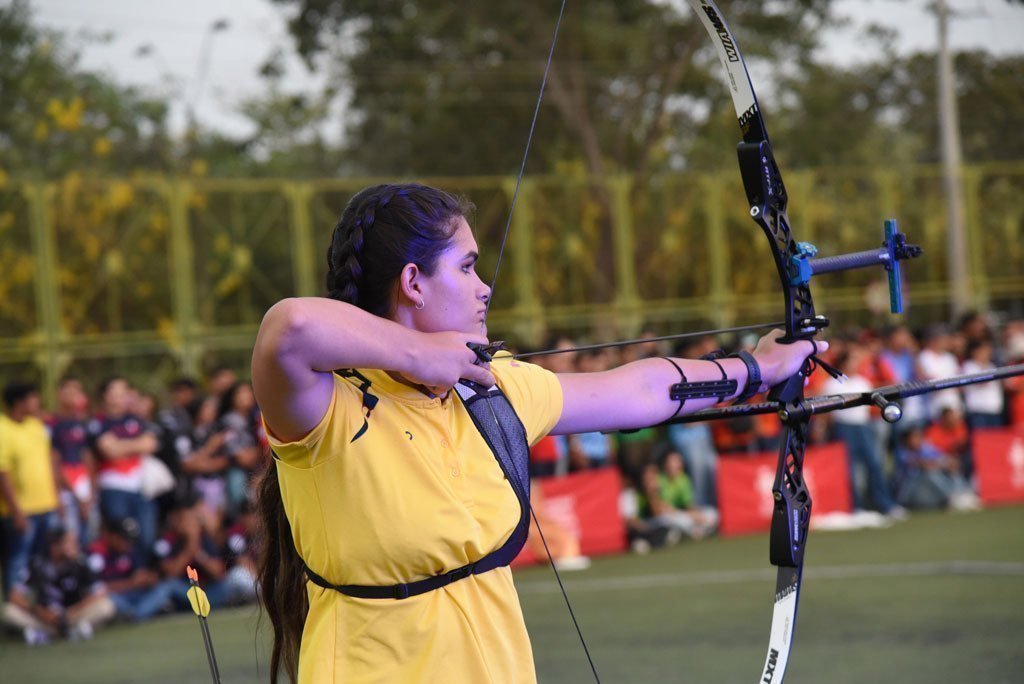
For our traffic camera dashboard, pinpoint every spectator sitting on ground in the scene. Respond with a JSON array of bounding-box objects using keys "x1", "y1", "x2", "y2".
[
  {"x1": 896, "y1": 428, "x2": 980, "y2": 511},
  {"x1": 87, "y1": 517, "x2": 182, "y2": 622},
  {"x1": 634, "y1": 461, "x2": 712, "y2": 543},
  {"x1": 1, "y1": 526, "x2": 114, "y2": 644},
  {"x1": 222, "y1": 501, "x2": 260, "y2": 604},
  {"x1": 924, "y1": 407, "x2": 972, "y2": 481},
  {"x1": 0, "y1": 382, "x2": 60, "y2": 599},
  {"x1": 656, "y1": 451, "x2": 718, "y2": 539},
  {"x1": 619, "y1": 476, "x2": 672, "y2": 554},
  {"x1": 666, "y1": 337, "x2": 720, "y2": 507},
  {"x1": 153, "y1": 494, "x2": 229, "y2": 610}
]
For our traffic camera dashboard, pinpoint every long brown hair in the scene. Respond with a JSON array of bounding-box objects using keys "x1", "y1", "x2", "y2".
[{"x1": 256, "y1": 183, "x2": 472, "y2": 682}]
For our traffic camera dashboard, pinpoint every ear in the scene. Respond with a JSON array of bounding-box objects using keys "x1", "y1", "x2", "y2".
[{"x1": 397, "y1": 262, "x2": 423, "y2": 306}]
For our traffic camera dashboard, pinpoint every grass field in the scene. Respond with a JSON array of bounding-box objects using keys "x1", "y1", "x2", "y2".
[{"x1": 3, "y1": 505, "x2": 1022, "y2": 683}]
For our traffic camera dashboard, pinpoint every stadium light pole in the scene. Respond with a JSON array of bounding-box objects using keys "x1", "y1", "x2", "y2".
[
  {"x1": 932, "y1": 0, "x2": 971, "y2": 318},
  {"x1": 134, "y1": 43, "x2": 186, "y2": 102}
]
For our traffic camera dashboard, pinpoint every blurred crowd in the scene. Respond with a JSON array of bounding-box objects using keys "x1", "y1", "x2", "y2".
[
  {"x1": 0, "y1": 367, "x2": 263, "y2": 645},
  {"x1": 2, "y1": 311, "x2": 1023, "y2": 644},
  {"x1": 527, "y1": 312, "x2": 1024, "y2": 553}
]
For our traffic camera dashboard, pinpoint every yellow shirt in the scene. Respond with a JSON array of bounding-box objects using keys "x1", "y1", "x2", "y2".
[
  {"x1": 0, "y1": 414, "x2": 59, "y2": 516},
  {"x1": 267, "y1": 354, "x2": 563, "y2": 684}
]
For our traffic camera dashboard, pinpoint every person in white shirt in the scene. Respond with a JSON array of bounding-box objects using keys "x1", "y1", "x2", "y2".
[
  {"x1": 916, "y1": 325, "x2": 963, "y2": 420},
  {"x1": 961, "y1": 339, "x2": 1005, "y2": 430},
  {"x1": 820, "y1": 348, "x2": 902, "y2": 517}
]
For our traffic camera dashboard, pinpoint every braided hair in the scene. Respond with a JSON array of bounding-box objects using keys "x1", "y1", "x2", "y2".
[{"x1": 325, "y1": 183, "x2": 474, "y2": 317}]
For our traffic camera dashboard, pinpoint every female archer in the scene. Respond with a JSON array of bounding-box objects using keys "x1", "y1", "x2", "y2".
[{"x1": 252, "y1": 182, "x2": 824, "y2": 683}]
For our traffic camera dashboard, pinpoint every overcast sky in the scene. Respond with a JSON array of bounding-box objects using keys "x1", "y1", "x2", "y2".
[{"x1": 28, "y1": 0, "x2": 1024, "y2": 139}]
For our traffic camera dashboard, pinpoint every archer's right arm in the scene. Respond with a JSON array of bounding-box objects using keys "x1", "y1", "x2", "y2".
[{"x1": 251, "y1": 297, "x2": 492, "y2": 443}]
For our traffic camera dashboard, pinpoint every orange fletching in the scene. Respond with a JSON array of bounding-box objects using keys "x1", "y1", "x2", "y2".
[{"x1": 187, "y1": 565, "x2": 199, "y2": 582}]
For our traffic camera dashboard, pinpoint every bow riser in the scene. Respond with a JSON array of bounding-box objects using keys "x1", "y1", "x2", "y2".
[{"x1": 738, "y1": 142, "x2": 823, "y2": 342}]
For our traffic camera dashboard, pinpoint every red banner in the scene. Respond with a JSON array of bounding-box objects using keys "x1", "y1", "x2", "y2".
[
  {"x1": 974, "y1": 429, "x2": 1024, "y2": 505},
  {"x1": 513, "y1": 467, "x2": 626, "y2": 567},
  {"x1": 717, "y1": 443, "x2": 852, "y2": 536}
]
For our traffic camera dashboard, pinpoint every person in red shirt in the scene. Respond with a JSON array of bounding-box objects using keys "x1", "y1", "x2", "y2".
[
  {"x1": 88, "y1": 377, "x2": 159, "y2": 564},
  {"x1": 528, "y1": 434, "x2": 566, "y2": 479},
  {"x1": 924, "y1": 407, "x2": 971, "y2": 480}
]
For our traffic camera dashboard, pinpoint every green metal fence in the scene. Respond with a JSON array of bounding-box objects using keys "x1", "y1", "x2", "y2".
[{"x1": 1, "y1": 164, "x2": 1022, "y2": 400}]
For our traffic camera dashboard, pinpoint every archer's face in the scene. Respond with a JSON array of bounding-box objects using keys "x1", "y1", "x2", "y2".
[{"x1": 415, "y1": 218, "x2": 492, "y2": 337}]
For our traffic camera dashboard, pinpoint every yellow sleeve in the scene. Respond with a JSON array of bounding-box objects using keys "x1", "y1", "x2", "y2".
[
  {"x1": 263, "y1": 374, "x2": 364, "y2": 469},
  {"x1": 489, "y1": 351, "x2": 563, "y2": 446},
  {"x1": 0, "y1": 417, "x2": 10, "y2": 471}
]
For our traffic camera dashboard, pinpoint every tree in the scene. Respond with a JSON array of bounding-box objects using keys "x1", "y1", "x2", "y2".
[
  {"x1": 770, "y1": 51, "x2": 1024, "y2": 168},
  {"x1": 0, "y1": 1, "x2": 177, "y2": 178},
  {"x1": 269, "y1": 0, "x2": 838, "y2": 178}
]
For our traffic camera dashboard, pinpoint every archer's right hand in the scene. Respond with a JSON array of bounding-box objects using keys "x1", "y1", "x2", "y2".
[{"x1": 407, "y1": 331, "x2": 496, "y2": 391}]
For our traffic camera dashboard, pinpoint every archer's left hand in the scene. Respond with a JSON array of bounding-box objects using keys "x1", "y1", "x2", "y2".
[{"x1": 752, "y1": 329, "x2": 828, "y2": 390}]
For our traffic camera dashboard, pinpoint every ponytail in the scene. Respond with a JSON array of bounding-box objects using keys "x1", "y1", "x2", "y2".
[{"x1": 256, "y1": 462, "x2": 307, "y2": 683}]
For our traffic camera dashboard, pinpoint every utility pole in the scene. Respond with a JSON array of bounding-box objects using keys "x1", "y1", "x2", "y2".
[
  {"x1": 934, "y1": 0, "x2": 971, "y2": 318},
  {"x1": 188, "y1": 18, "x2": 231, "y2": 132}
]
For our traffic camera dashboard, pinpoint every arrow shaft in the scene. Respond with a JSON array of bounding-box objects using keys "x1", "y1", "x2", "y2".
[{"x1": 513, "y1": 321, "x2": 784, "y2": 360}]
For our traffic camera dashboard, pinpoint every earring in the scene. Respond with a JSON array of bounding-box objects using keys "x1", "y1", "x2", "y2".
[{"x1": 415, "y1": 299, "x2": 425, "y2": 310}]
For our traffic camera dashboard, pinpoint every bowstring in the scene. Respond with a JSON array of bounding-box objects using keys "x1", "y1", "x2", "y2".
[
  {"x1": 484, "y1": 0, "x2": 567, "y2": 320},
  {"x1": 479, "y1": 396, "x2": 602, "y2": 683},
  {"x1": 479, "y1": 3, "x2": 601, "y2": 679}
]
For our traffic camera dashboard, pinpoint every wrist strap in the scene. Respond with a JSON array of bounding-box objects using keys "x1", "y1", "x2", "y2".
[{"x1": 728, "y1": 350, "x2": 762, "y2": 403}]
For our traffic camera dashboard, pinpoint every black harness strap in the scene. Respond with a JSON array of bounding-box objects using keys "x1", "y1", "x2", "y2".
[
  {"x1": 302, "y1": 376, "x2": 531, "y2": 600},
  {"x1": 335, "y1": 369, "x2": 379, "y2": 443}
]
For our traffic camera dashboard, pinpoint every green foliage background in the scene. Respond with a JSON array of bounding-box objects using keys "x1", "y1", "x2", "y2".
[{"x1": 1, "y1": 0, "x2": 1023, "y2": 397}]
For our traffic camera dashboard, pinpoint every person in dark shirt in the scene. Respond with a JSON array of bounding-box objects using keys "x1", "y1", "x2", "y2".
[
  {"x1": 216, "y1": 382, "x2": 262, "y2": 518},
  {"x1": 152, "y1": 495, "x2": 229, "y2": 609},
  {"x1": 155, "y1": 377, "x2": 200, "y2": 507},
  {"x1": 0, "y1": 526, "x2": 114, "y2": 644},
  {"x1": 48, "y1": 376, "x2": 96, "y2": 548},
  {"x1": 87, "y1": 517, "x2": 182, "y2": 621}
]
